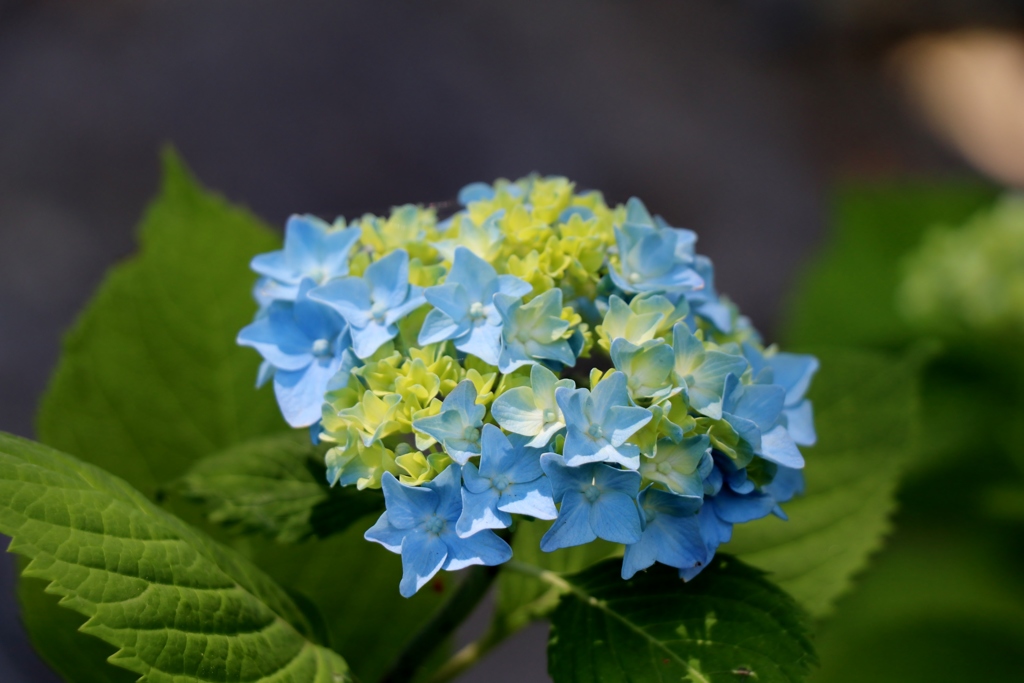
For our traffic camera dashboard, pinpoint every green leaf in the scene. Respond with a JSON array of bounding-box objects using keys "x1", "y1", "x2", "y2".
[
  {"x1": 0, "y1": 431, "x2": 349, "y2": 682},
  {"x1": 727, "y1": 347, "x2": 920, "y2": 617},
  {"x1": 783, "y1": 182, "x2": 997, "y2": 349},
  {"x1": 251, "y1": 520, "x2": 451, "y2": 683},
  {"x1": 178, "y1": 432, "x2": 384, "y2": 544},
  {"x1": 17, "y1": 569, "x2": 137, "y2": 683},
  {"x1": 36, "y1": 149, "x2": 283, "y2": 498},
  {"x1": 494, "y1": 519, "x2": 619, "y2": 634},
  {"x1": 546, "y1": 556, "x2": 816, "y2": 683}
]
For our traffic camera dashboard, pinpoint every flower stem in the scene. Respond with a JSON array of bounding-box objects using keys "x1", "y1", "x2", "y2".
[{"x1": 379, "y1": 563, "x2": 501, "y2": 683}]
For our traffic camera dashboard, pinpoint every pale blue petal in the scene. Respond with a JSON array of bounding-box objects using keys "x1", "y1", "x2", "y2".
[
  {"x1": 273, "y1": 358, "x2": 339, "y2": 428},
  {"x1": 731, "y1": 384, "x2": 785, "y2": 432},
  {"x1": 442, "y1": 528, "x2": 512, "y2": 570},
  {"x1": 399, "y1": 531, "x2": 448, "y2": 597},
  {"x1": 498, "y1": 478, "x2": 557, "y2": 520},
  {"x1": 590, "y1": 371, "x2": 629, "y2": 421},
  {"x1": 456, "y1": 323, "x2": 503, "y2": 365},
  {"x1": 364, "y1": 512, "x2": 406, "y2": 553},
  {"x1": 589, "y1": 491, "x2": 642, "y2": 544},
  {"x1": 461, "y1": 462, "x2": 491, "y2": 495},
  {"x1": 385, "y1": 286, "x2": 427, "y2": 326},
  {"x1": 414, "y1": 410, "x2": 468, "y2": 444},
  {"x1": 381, "y1": 472, "x2": 438, "y2": 529},
  {"x1": 446, "y1": 247, "x2": 498, "y2": 300},
  {"x1": 308, "y1": 278, "x2": 372, "y2": 328},
  {"x1": 784, "y1": 400, "x2": 816, "y2": 446},
  {"x1": 237, "y1": 306, "x2": 314, "y2": 372},
  {"x1": 424, "y1": 283, "x2": 471, "y2": 323},
  {"x1": 540, "y1": 491, "x2": 597, "y2": 551},
  {"x1": 456, "y1": 487, "x2": 508, "y2": 537},
  {"x1": 769, "y1": 353, "x2": 819, "y2": 406},
  {"x1": 478, "y1": 424, "x2": 517, "y2": 479},
  {"x1": 491, "y1": 387, "x2": 544, "y2": 436},
  {"x1": 496, "y1": 274, "x2": 533, "y2": 299},
  {"x1": 458, "y1": 182, "x2": 495, "y2": 205},
  {"x1": 539, "y1": 453, "x2": 576, "y2": 503},
  {"x1": 425, "y1": 463, "x2": 464, "y2": 523},
  {"x1": 554, "y1": 387, "x2": 588, "y2": 429},
  {"x1": 604, "y1": 405, "x2": 654, "y2": 447},
  {"x1": 351, "y1": 321, "x2": 397, "y2": 359},
  {"x1": 365, "y1": 249, "x2": 408, "y2": 305},
  {"x1": 594, "y1": 465, "x2": 642, "y2": 497},
  {"x1": 759, "y1": 425, "x2": 805, "y2": 468},
  {"x1": 419, "y1": 308, "x2": 466, "y2": 345}
]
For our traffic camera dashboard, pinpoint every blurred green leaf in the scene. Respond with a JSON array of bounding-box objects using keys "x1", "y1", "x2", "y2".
[
  {"x1": 728, "y1": 348, "x2": 920, "y2": 617},
  {"x1": 810, "y1": 531, "x2": 1024, "y2": 683},
  {"x1": 783, "y1": 183, "x2": 997, "y2": 349},
  {"x1": 36, "y1": 148, "x2": 283, "y2": 498},
  {"x1": 547, "y1": 556, "x2": 816, "y2": 683},
  {"x1": 252, "y1": 518, "x2": 450, "y2": 683},
  {"x1": 494, "y1": 519, "x2": 619, "y2": 634},
  {"x1": 0, "y1": 431, "x2": 349, "y2": 682},
  {"x1": 179, "y1": 432, "x2": 384, "y2": 543}
]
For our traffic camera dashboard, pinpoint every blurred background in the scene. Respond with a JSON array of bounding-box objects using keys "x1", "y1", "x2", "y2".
[{"x1": 2, "y1": 1, "x2": 1024, "y2": 681}]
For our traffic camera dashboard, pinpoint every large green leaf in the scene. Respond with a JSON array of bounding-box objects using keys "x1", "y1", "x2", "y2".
[
  {"x1": 178, "y1": 432, "x2": 384, "y2": 544},
  {"x1": 36, "y1": 149, "x2": 283, "y2": 498},
  {"x1": 17, "y1": 570, "x2": 136, "y2": 683},
  {"x1": 0, "y1": 431, "x2": 349, "y2": 682},
  {"x1": 546, "y1": 556, "x2": 816, "y2": 683},
  {"x1": 783, "y1": 183, "x2": 996, "y2": 349},
  {"x1": 727, "y1": 347, "x2": 920, "y2": 617}
]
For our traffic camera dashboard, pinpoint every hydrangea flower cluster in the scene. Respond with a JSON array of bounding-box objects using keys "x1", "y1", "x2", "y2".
[
  {"x1": 899, "y1": 194, "x2": 1024, "y2": 336},
  {"x1": 239, "y1": 177, "x2": 818, "y2": 597}
]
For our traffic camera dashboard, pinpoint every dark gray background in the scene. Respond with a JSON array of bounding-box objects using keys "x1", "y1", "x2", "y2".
[{"x1": 0, "y1": 0, "x2": 998, "y2": 680}]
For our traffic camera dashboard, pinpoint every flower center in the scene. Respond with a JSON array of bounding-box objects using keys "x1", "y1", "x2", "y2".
[
  {"x1": 587, "y1": 423, "x2": 604, "y2": 439},
  {"x1": 424, "y1": 514, "x2": 445, "y2": 535},
  {"x1": 628, "y1": 271, "x2": 641, "y2": 284},
  {"x1": 542, "y1": 409, "x2": 557, "y2": 423},
  {"x1": 656, "y1": 462, "x2": 672, "y2": 475},
  {"x1": 468, "y1": 301, "x2": 487, "y2": 324},
  {"x1": 492, "y1": 474, "x2": 511, "y2": 492},
  {"x1": 370, "y1": 300, "x2": 388, "y2": 323},
  {"x1": 311, "y1": 338, "x2": 332, "y2": 357},
  {"x1": 462, "y1": 426, "x2": 481, "y2": 442},
  {"x1": 582, "y1": 483, "x2": 601, "y2": 503}
]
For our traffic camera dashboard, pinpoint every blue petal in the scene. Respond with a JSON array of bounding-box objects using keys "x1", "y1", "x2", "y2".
[
  {"x1": 308, "y1": 278, "x2": 372, "y2": 328},
  {"x1": 424, "y1": 283, "x2": 472, "y2": 324},
  {"x1": 496, "y1": 274, "x2": 533, "y2": 299},
  {"x1": 784, "y1": 400, "x2": 816, "y2": 446},
  {"x1": 769, "y1": 353, "x2": 819, "y2": 406},
  {"x1": 458, "y1": 182, "x2": 495, "y2": 206},
  {"x1": 381, "y1": 472, "x2": 438, "y2": 529},
  {"x1": 351, "y1": 320, "x2": 398, "y2": 359},
  {"x1": 758, "y1": 425, "x2": 805, "y2": 468},
  {"x1": 456, "y1": 487, "x2": 508, "y2": 537},
  {"x1": 365, "y1": 249, "x2": 409, "y2": 306},
  {"x1": 442, "y1": 528, "x2": 513, "y2": 570},
  {"x1": 461, "y1": 461, "x2": 492, "y2": 495},
  {"x1": 273, "y1": 357, "x2": 340, "y2": 428},
  {"x1": 446, "y1": 248, "x2": 499, "y2": 301},
  {"x1": 497, "y1": 478, "x2": 557, "y2": 520},
  {"x1": 399, "y1": 531, "x2": 449, "y2": 597},
  {"x1": 540, "y1": 491, "x2": 597, "y2": 551},
  {"x1": 419, "y1": 308, "x2": 466, "y2": 345},
  {"x1": 603, "y1": 405, "x2": 653, "y2": 447},
  {"x1": 455, "y1": 323, "x2": 503, "y2": 365},
  {"x1": 364, "y1": 511, "x2": 407, "y2": 553},
  {"x1": 424, "y1": 463, "x2": 464, "y2": 523},
  {"x1": 237, "y1": 304, "x2": 314, "y2": 371},
  {"x1": 589, "y1": 491, "x2": 642, "y2": 544},
  {"x1": 539, "y1": 453, "x2": 578, "y2": 503},
  {"x1": 478, "y1": 424, "x2": 517, "y2": 479},
  {"x1": 731, "y1": 384, "x2": 786, "y2": 432},
  {"x1": 594, "y1": 464, "x2": 642, "y2": 497}
]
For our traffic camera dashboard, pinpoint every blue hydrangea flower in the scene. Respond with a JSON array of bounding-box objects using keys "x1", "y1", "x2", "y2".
[
  {"x1": 412, "y1": 380, "x2": 485, "y2": 464},
  {"x1": 309, "y1": 249, "x2": 426, "y2": 359},
  {"x1": 743, "y1": 343, "x2": 819, "y2": 447},
  {"x1": 365, "y1": 465, "x2": 513, "y2": 597},
  {"x1": 721, "y1": 374, "x2": 804, "y2": 469},
  {"x1": 610, "y1": 337, "x2": 676, "y2": 401},
  {"x1": 684, "y1": 255, "x2": 734, "y2": 333},
  {"x1": 539, "y1": 454, "x2": 642, "y2": 551},
  {"x1": 679, "y1": 455, "x2": 778, "y2": 580},
  {"x1": 251, "y1": 214, "x2": 361, "y2": 302},
  {"x1": 621, "y1": 486, "x2": 704, "y2": 579},
  {"x1": 555, "y1": 371, "x2": 653, "y2": 469},
  {"x1": 237, "y1": 279, "x2": 354, "y2": 427},
  {"x1": 457, "y1": 425, "x2": 557, "y2": 537},
  {"x1": 491, "y1": 364, "x2": 574, "y2": 448},
  {"x1": 495, "y1": 288, "x2": 576, "y2": 373},
  {"x1": 609, "y1": 198, "x2": 703, "y2": 294},
  {"x1": 419, "y1": 247, "x2": 532, "y2": 365},
  {"x1": 638, "y1": 434, "x2": 713, "y2": 497},
  {"x1": 671, "y1": 323, "x2": 749, "y2": 419},
  {"x1": 458, "y1": 181, "x2": 497, "y2": 206}
]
